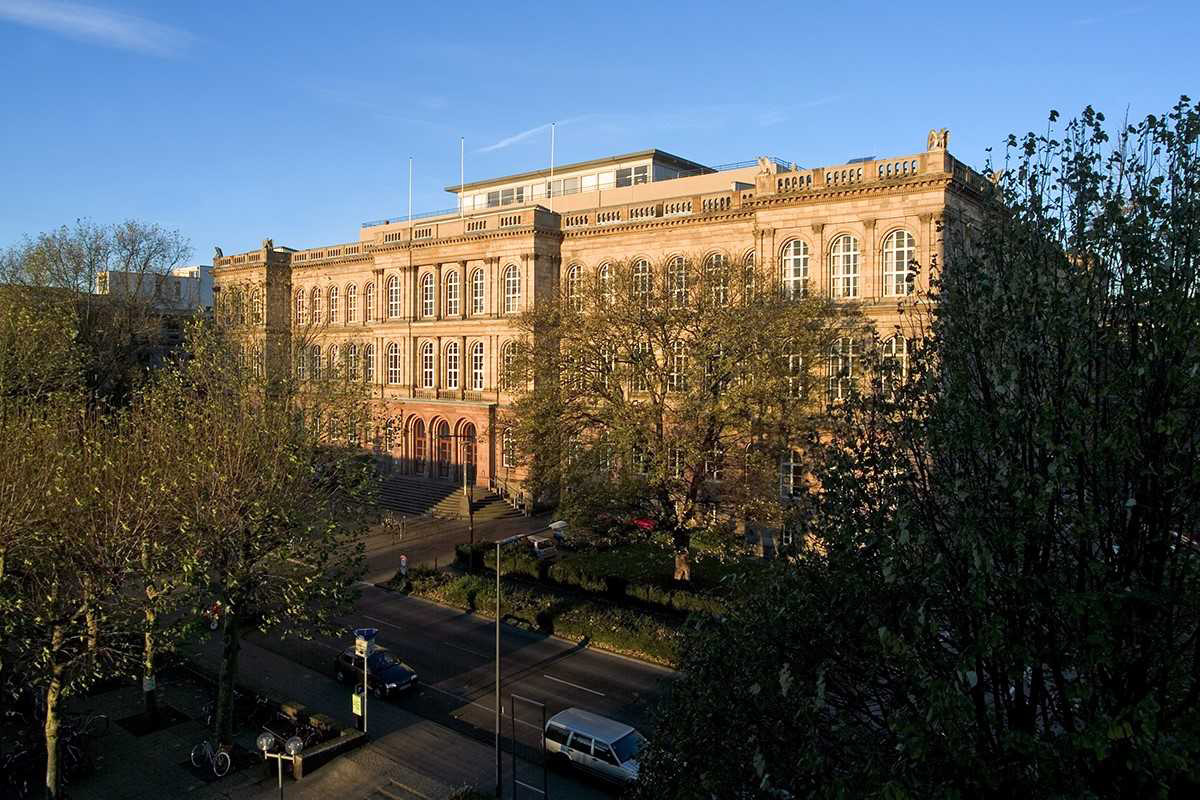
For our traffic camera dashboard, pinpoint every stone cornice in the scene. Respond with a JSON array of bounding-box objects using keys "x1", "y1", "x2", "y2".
[{"x1": 562, "y1": 209, "x2": 755, "y2": 239}]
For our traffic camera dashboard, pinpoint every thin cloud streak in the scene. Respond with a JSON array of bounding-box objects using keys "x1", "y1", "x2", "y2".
[
  {"x1": 0, "y1": 0, "x2": 192, "y2": 56},
  {"x1": 477, "y1": 116, "x2": 591, "y2": 153}
]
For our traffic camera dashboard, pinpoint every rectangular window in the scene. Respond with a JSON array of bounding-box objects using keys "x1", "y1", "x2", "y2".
[
  {"x1": 487, "y1": 191, "x2": 500, "y2": 207},
  {"x1": 598, "y1": 171, "x2": 615, "y2": 188},
  {"x1": 581, "y1": 174, "x2": 597, "y2": 191},
  {"x1": 501, "y1": 188, "x2": 514, "y2": 205},
  {"x1": 633, "y1": 165, "x2": 648, "y2": 184},
  {"x1": 562, "y1": 177, "x2": 580, "y2": 195},
  {"x1": 616, "y1": 167, "x2": 632, "y2": 187},
  {"x1": 548, "y1": 179, "x2": 562, "y2": 198},
  {"x1": 546, "y1": 725, "x2": 570, "y2": 746}
]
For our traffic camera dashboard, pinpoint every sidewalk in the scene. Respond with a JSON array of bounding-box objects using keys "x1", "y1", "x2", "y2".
[{"x1": 185, "y1": 632, "x2": 481, "y2": 799}]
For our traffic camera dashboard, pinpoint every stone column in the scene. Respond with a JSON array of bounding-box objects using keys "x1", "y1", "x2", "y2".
[
  {"x1": 863, "y1": 218, "x2": 877, "y2": 300},
  {"x1": 811, "y1": 223, "x2": 826, "y2": 297},
  {"x1": 435, "y1": 263, "x2": 444, "y2": 320}
]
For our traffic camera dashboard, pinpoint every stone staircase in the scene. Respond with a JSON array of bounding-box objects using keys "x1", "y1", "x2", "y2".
[{"x1": 377, "y1": 475, "x2": 523, "y2": 522}]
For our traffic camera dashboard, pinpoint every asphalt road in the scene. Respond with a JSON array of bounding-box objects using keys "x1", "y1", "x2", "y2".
[{"x1": 239, "y1": 583, "x2": 674, "y2": 798}]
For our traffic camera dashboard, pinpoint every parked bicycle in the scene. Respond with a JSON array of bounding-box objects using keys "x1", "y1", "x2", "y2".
[{"x1": 190, "y1": 740, "x2": 231, "y2": 777}]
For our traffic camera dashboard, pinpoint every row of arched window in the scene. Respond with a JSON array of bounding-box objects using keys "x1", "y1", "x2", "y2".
[
  {"x1": 295, "y1": 340, "x2": 519, "y2": 391},
  {"x1": 563, "y1": 229, "x2": 917, "y2": 307},
  {"x1": 294, "y1": 265, "x2": 524, "y2": 326}
]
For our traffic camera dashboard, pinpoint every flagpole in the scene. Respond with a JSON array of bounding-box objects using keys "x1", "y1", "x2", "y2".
[
  {"x1": 460, "y1": 137, "x2": 465, "y2": 218},
  {"x1": 549, "y1": 122, "x2": 556, "y2": 213},
  {"x1": 407, "y1": 157, "x2": 413, "y2": 223}
]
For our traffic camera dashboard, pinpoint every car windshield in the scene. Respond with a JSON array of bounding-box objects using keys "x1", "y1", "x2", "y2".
[
  {"x1": 368, "y1": 651, "x2": 402, "y2": 670},
  {"x1": 610, "y1": 731, "x2": 646, "y2": 763}
]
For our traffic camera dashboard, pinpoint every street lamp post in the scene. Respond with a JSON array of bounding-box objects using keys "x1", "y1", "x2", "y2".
[
  {"x1": 494, "y1": 522, "x2": 566, "y2": 799},
  {"x1": 256, "y1": 733, "x2": 304, "y2": 800}
]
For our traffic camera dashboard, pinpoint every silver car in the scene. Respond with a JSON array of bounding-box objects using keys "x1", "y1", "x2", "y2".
[{"x1": 544, "y1": 707, "x2": 646, "y2": 784}]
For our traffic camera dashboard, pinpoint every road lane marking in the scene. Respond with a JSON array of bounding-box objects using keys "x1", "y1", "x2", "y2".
[
  {"x1": 421, "y1": 684, "x2": 541, "y2": 730},
  {"x1": 363, "y1": 614, "x2": 403, "y2": 631},
  {"x1": 441, "y1": 640, "x2": 490, "y2": 659},
  {"x1": 542, "y1": 674, "x2": 605, "y2": 697}
]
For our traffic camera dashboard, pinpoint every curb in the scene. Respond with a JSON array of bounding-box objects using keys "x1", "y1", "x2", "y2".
[{"x1": 368, "y1": 580, "x2": 678, "y2": 673}]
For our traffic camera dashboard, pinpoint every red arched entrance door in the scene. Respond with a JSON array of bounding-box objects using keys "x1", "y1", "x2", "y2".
[
  {"x1": 436, "y1": 420, "x2": 451, "y2": 479},
  {"x1": 411, "y1": 419, "x2": 426, "y2": 475},
  {"x1": 461, "y1": 423, "x2": 477, "y2": 485}
]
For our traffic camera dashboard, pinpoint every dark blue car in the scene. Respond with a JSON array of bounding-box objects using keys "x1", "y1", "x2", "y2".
[{"x1": 333, "y1": 645, "x2": 419, "y2": 698}]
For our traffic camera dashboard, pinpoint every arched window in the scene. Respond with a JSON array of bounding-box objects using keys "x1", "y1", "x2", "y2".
[
  {"x1": 633, "y1": 259, "x2": 651, "y2": 304},
  {"x1": 705, "y1": 253, "x2": 728, "y2": 307},
  {"x1": 598, "y1": 263, "x2": 612, "y2": 304},
  {"x1": 786, "y1": 347, "x2": 803, "y2": 399},
  {"x1": 295, "y1": 346, "x2": 306, "y2": 379},
  {"x1": 364, "y1": 343, "x2": 375, "y2": 382},
  {"x1": 388, "y1": 276, "x2": 402, "y2": 318},
  {"x1": 781, "y1": 240, "x2": 809, "y2": 299},
  {"x1": 251, "y1": 289, "x2": 263, "y2": 325},
  {"x1": 346, "y1": 284, "x2": 358, "y2": 323},
  {"x1": 329, "y1": 286, "x2": 340, "y2": 323},
  {"x1": 347, "y1": 343, "x2": 359, "y2": 378},
  {"x1": 743, "y1": 250, "x2": 756, "y2": 299},
  {"x1": 421, "y1": 342, "x2": 434, "y2": 388},
  {"x1": 386, "y1": 342, "x2": 401, "y2": 384},
  {"x1": 421, "y1": 274, "x2": 434, "y2": 318},
  {"x1": 445, "y1": 342, "x2": 460, "y2": 389},
  {"x1": 632, "y1": 340, "x2": 651, "y2": 392},
  {"x1": 310, "y1": 345, "x2": 321, "y2": 379},
  {"x1": 436, "y1": 420, "x2": 451, "y2": 478},
  {"x1": 471, "y1": 268, "x2": 485, "y2": 315},
  {"x1": 668, "y1": 256, "x2": 688, "y2": 308},
  {"x1": 412, "y1": 418, "x2": 426, "y2": 473},
  {"x1": 566, "y1": 265, "x2": 581, "y2": 311},
  {"x1": 295, "y1": 290, "x2": 305, "y2": 324},
  {"x1": 780, "y1": 451, "x2": 803, "y2": 498},
  {"x1": 501, "y1": 341, "x2": 516, "y2": 390},
  {"x1": 471, "y1": 341, "x2": 485, "y2": 390},
  {"x1": 311, "y1": 287, "x2": 322, "y2": 324},
  {"x1": 881, "y1": 230, "x2": 916, "y2": 296},
  {"x1": 503, "y1": 265, "x2": 521, "y2": 314},
  {"x1": 828, "y1": 337, "x2": 855, "y2": 403},
  {"x1": 365, "y1": 283, "x2": 376, "y2": 322},
  {"x1": 882, "y1": 335, "x2": 909, "y2": 382},
  {"x1": 668, "y1": 340, "x2": 687, "y2": 392},
  {"x1": 501, "y1": 427, "x2": 516, "y2": 468},
  {"x1": 328, "y1": 344, "x2": 339, "y2": 374},
  {"x1": 830, "y1": 235, "x2": 860, "y2": 299},
  {"x1": 445, "y1": 270, "x2": 460, "y2": 316}
]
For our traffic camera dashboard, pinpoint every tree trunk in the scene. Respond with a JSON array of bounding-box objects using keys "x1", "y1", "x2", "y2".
[
  {"x1": 215, "y1": 611, "x2": 240, "y2": 748},
  {"x1": 672, "y1": 529, "x2": 692, "y2": 582},
  {"x1": 44, "y1": 625, "x2": 64, "y2": 800},
  {"x1": 143, "y1": 605, "x2": 159, "y2": 727},
  {"x1": 83, "y1": 581, "x2": 99, "y2": 675},
  {"x1": 141, "y1": 543, "x2": 160, "y2": 727}
]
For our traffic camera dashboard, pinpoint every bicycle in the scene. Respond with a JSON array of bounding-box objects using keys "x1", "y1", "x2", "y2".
[
  {"x1": 63, "y1": 708, "x2": 110, "y2": 738},
  {"x1": 190, "y1": 740, "x2": 231, "y2": 777}
]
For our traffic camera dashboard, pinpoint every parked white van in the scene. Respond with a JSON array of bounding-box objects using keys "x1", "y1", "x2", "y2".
[{"x1": 544, "y1": 707, "x2": 646, "y2": 784}]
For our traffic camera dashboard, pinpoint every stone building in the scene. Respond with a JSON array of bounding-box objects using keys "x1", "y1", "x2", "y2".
[{"x1": 211, "y1": 129, "x2": 988, "y2": 500}]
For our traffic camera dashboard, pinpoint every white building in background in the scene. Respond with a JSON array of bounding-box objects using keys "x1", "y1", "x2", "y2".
[{"x1": 95, "y1": 265, "x2": 212, "y2": 313}]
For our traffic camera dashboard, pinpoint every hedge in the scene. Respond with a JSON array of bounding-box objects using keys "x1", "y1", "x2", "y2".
[
  {"x1": 458, "y1": 542, "x2": 730, "y2": 615},
  {"x1": 401, "y1": 568, "x2": 682, "y2": 666}
]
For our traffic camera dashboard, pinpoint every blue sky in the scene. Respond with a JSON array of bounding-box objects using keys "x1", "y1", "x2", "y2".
[{"x1": 1, "y1": 1, "x2": 1196, "y2": 259}]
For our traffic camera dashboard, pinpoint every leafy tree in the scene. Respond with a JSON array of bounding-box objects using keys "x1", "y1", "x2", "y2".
[
  {"x1": 0, "y1": 398, "x2": 152, "y2": 800},
  {"x1": 150, "y1": 321, "x2": 374, "y2": 748},
  {"x1": 508, "y1": 254, "x2": 857, "y2": 577},
  {"x1": 0, "y1": 219, "x2": 191, "y2": 407},
  {"x1": 635, "y1": 100, "x2": 1200, "y2": 798}
]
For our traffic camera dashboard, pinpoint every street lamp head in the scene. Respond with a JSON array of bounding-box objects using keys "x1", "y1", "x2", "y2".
[
  {"x1": 256, "y1": 732, "x2": 276, "y2": 753},
  {"x1": 285, "y1": 736, "x2": 304, "y2": 756}
]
